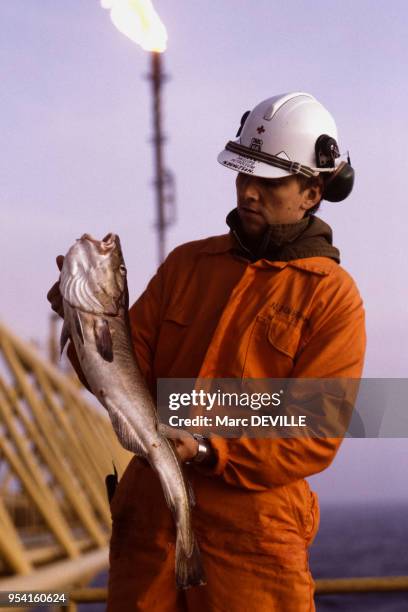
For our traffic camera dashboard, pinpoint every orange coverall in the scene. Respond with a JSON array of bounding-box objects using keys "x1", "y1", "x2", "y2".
[{"x1": 107, "y1": 232, "x2": 366, "y2": 612}]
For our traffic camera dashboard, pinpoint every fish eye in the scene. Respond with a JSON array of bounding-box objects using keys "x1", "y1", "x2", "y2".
[{"x1": 119, "y1": 264, "x2": 127, "y2": 275}]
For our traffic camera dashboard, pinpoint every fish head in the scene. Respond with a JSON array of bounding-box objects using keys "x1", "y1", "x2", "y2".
[{"x1": 60, "y1": 233, "x2": 128, "y2": 316}]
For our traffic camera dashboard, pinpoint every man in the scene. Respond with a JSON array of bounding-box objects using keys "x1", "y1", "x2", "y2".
[{"x1": 48, "y1": 92, "x2": 365, "y2": 611}]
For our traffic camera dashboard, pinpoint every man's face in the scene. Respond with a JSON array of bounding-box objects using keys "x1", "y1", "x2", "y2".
[{"x1": 235, "y1": 173, "x2": 321, "y2": 237}]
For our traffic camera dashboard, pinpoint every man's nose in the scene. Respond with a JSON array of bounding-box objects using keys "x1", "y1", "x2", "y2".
[{"x1": 238, "y1": 175, "x2": 260, "y2": 200}]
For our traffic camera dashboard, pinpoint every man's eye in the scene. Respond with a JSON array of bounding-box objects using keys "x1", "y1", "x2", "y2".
[
  {"x1": 267, "y1": 178, "x2": 286, "y2": 189},
  {"x1": 255, "y1": 178, "x2": 271, "y2": 188}
]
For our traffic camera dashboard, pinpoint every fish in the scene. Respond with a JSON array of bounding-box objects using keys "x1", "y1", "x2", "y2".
[{"x1": 59, "y1": 232, "x2": 205, "y2": 589}]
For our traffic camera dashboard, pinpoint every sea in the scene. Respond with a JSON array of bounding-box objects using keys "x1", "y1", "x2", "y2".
[
  {"x1": 73, "y1": 502, "x2": 408, "y2": 612},
  {"x1": 309, "y1": 502, "x2": 408, "y2": 611}
]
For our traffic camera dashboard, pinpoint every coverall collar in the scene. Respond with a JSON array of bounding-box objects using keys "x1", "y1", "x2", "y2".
[{"x1": 225, "y1": 208, "x2": 340, "y2": 264}]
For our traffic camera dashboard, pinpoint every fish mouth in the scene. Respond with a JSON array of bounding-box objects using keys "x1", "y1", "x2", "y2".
[
  {"x1": 102, "y1": 232, "x2": 115, "y2": 244},
  {"x1": 81, "y1": 233, "x2": 118, "y2": 253}
]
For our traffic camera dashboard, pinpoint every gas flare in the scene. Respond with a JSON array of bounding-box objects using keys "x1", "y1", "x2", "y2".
[{"x1": 101, "y1": 0, "x2": 167, "y2": 52}]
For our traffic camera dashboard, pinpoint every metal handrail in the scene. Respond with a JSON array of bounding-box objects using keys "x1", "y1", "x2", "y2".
[
  {"x1": 316, "y1": 575, "x2": 408, "y2": 594},
  {"x1": 64, "y1": 576, "x2": 408, "y2": 609}
]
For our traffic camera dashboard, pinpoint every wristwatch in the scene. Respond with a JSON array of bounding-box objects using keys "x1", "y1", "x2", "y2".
[{"x1": 191, "y1": 434, "x2": 212, "y2": 464}]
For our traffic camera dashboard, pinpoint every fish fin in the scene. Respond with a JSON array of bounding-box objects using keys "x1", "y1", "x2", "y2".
[
  {"x1": 158, "y1": 423, "x2": 175, "y2": 438},
  {"x1": 175, "y1": 534, "x2": 206, "y2": 589},
  {"x1": 105, "y1": 464, "x2": 118, "y2": 504},
  {"x1": 157, "y1": 426, "x2": 196, "y2": 506},
  {"x1": 106, "y1": 404, "x2": 145, "y2": 455},
  {"x1": 123, "y1": 282, "x2": 129, "y2": 311},
  {"x1": 156, "y1": 465, "x2": 175, "y2": 511},
  {"x1": 152, "y1": 439, "x2": 205, "y2": 588},
  {"x1": 153, "y1": 439, "x2": 183, "y2": 509},
  {"x1": 60, "y1": 319, "x2": 71, "y2": 356},
  {"x1": 94, "y1": 318, "x2": 113, "y2": 362},
  {"x1": 74, "y1": 311, "x2": 84, "y2": 344},
  {"x1": 186, "y1": 479, "x2": 196, "y2": 507}
]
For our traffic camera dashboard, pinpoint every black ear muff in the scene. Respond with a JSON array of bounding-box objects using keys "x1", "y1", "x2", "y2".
[
  {"x1": 315, "y1": 134, "x2": 355, "y2": 202},
  {"x1": 236, "y1": 110, "x2": 250, "y2": 138},
  {"x1": 323, "y1": 161, "x2": 355, "y2": 202}
]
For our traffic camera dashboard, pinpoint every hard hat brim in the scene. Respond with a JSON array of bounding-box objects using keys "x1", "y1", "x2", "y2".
[{"x1": 217, "y1": 147, "x2": 293, "y2": 179}]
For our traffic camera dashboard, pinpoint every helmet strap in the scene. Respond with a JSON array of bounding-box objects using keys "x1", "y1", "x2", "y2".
[{"x1": 225, "y1": 141, "x2": 318, "y2": 178}]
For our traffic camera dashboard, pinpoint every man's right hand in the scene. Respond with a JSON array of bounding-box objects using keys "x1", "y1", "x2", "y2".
[{"x1": 47, "y1": 255, "x2": 65, "y2": 318}]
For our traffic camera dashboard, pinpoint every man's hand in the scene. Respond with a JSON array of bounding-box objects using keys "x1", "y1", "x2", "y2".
[
  {"x1": 47, "y1": 255, "x2": 65, "y2": 318},
  {"x1": 159, "y1": 424, "x2": 199, "y2": 463}
]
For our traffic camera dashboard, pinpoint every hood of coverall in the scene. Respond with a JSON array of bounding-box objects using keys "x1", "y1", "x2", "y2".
[{"x1": 226, "y1": 209, "x2": 340, "y2": 263}]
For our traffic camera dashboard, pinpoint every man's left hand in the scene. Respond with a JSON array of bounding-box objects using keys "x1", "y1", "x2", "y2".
[{"x1": 159, "y1": 424, "x2": 199, "y2": 463}]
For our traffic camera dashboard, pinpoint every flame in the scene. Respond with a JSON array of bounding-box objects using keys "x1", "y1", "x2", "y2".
[{"x1": 101, "y1": 0, "x2": 167, "y2": 52}]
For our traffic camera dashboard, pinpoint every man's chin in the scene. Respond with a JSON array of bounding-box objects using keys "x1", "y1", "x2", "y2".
[{"x1": 240, "y1": 219, "x2": 266, "y2": 238}]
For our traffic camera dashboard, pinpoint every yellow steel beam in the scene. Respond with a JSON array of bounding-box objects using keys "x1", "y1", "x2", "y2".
[
  {"x1": 1, "y1": 321, "x2": 131, "y2": 479},
  {"x1": 61, "y1": 388, "x2": 115, "y2": 480},
  {"x1": 0, "y1": 323, "x2": 79, "y2": 396},
  {"x1": 1, "y1": 376, "x2": 111, "y2": 529},
  {"x1": 1, "y1": 376, "x2": 108, "y2": 547},
  {"x1": 0, "y1": 386, "x2": 90, "y2": 541},
  {"x1": 0, "y1": 547, "x2": 108, "y2": 591},
  {"x1": 68, "y1": 587, "x2": 107, "y2": 602},
  {"x1": 0, "y1": 434, "x2": 79, "y2": 559},
  {"x1": 31, "y1": 368, "x2": 111, "y2": 534},
  {"x1": 38, "y1": 373, "x2": 109, "y2": 486},
  {"x1": 0, "y1": 497, "x2": 32, "y2": 575},
  {"x1": 0, "y1": 536, "x2": 97, "y2": 575},
  {"x1": 59, "y1": 388, "x2": 113, "y2": 503},
  {"x1": 62, "y1": 575, "x2": 408, "y2": 607},
  {"x1": 27, "y1": 536, "x2": 93, "y2": 564},
  {"x1": 315, "y1": 575, "x2": 408, "y2": 594},
  {"x1": 74, "y1": 393, "x2": 132, "y2": 476},
  {"x1": 0, "y1": 469, "x2": 14, "y2": 495},
  {"x1": 0, "y1": 338, "x2": 111, "y2": 534}
]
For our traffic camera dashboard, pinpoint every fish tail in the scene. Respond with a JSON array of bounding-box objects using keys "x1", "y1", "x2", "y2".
[
  {"x1": 175, "y1": 533, "x2": 206, "y2": 589},
  {"x1": 153, "y1": 439, "x2": 206, "y2": 588}
]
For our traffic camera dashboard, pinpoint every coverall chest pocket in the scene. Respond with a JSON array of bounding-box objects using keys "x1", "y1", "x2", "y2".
[
  {"x1": 267, "y1": 315, "x2": 302, "y2": 359},
  {"x1": 243, "y1": 314, "x2": 302, "y2": 378}
]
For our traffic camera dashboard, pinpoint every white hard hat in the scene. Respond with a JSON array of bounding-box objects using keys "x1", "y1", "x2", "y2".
[{"x1": 218, "y1": 92, "x2": 341, "y2": 179}]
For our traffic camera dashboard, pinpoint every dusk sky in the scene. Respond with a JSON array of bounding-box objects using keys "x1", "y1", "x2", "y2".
[{"x1": 1, "y1": 1, "x2": 407, "y2": 503}]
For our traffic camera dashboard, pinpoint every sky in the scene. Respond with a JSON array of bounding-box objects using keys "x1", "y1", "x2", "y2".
[{"x1": 1, "y1": 0, "x2": 407, "y2": 503}]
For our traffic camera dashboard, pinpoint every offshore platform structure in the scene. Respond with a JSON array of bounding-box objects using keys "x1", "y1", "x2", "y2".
[{"x1": 0, "y1": 321, "x2": 131, "y2": 593}]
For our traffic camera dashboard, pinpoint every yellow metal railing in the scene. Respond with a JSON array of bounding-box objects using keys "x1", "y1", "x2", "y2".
[
  {"x1": 0, "y1": 321, "x2": 132, "y2": 585},
  {"x1": 315, "y1": 575, "x2": 408, "y2": 594},
  {"x1": 61, "y1": 576, "x2": 408, "y2": 610}
]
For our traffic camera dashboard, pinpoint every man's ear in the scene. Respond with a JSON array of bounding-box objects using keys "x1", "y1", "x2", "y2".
[{"x1": 301, "y1": 185, "x2": 322, "y2": 211}]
